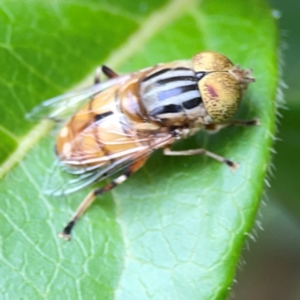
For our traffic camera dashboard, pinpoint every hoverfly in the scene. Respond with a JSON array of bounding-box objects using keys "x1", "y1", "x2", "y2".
[{"x1": 28, "y1": 51, "x2": 256, "y2": 240}]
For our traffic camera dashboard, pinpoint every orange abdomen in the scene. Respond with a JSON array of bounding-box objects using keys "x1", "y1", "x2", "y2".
[{"x1": 55, "y1": 80, "x2": 149, "y2": 167}]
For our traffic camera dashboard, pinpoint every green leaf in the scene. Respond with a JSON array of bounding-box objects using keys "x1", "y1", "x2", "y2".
[{"x1": 0, "y1": 0, "x2": 278, "y2": 299}]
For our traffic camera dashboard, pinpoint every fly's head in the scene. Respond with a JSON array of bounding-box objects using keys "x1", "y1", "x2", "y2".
[{"x1": 193, "y1": 52, "x2": 255, "y2": 123}]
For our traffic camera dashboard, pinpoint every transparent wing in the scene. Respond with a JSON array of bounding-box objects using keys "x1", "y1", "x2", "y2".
[
  {"x1": 26, "y1": 74, "x2": 131, "y2": 122},
  {"x1": 43, "y1": 132, "x2": 174, "y2": 197},
  {"x1": 44, "y1": 147, "x2": 147, "y2": 196}
]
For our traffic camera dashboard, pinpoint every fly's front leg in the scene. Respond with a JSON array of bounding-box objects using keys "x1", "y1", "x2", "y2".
[
  {"x1": 59, "y1": 156, "x2": 148, "y2": 241},
  {"x1": 228, "y1": 119, "x2": 259, "y2": 126},
  {"x1": 94, "y1": 65, "x2": 119, "y2": 84},
  {"x1": 163, "y1": 146, "x2": 237, "y2": 169},
  {"x1": 205, "y1": 119, "x2": 259, "y2": 132}
]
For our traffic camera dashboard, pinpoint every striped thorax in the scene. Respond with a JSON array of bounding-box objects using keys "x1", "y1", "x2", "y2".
[
  {"x1": 138, "y1": 52, "x2": 254, "y2": 135},
  {"x1": 140, "y1": 65, "x2": 207, "y2": 128}
]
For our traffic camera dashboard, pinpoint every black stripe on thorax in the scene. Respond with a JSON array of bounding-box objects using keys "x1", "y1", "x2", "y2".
[
  {"x1": 156, "y1": 75, "x2": 198, "y2": 85},
  {"x1": 182, "y1": 97, "x2": 202, "y2": 109},
  {"x1": 142, "y1": 67, "x2": 194, "y2": 83},
  {"x1": 149, "y1": 104, "x2": 182, "y2": 116},
  {"x1": 157, "y1": 83, "x2": 198, "y2": 101},
  {"x1": 150, "y1": 97, "x2": 203, "y2": 116},
  {"x1": 174, "y1": 67, "x2": 192, "y2": 71},
  {"x1": 142, "y1": 68, "x2": 171, "y2": 82},
  {"x1": 94, "y1": 111, "x2": 113, "y2": 121}
]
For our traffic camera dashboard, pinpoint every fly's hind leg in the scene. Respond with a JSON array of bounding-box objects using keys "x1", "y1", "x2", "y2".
[
  {"x1": 94, "y1": 65, "x2": 119, "y2": 84},
  {"x1": 59, "y1": 156, "x2": 149, "y2": 241},
  {"x1": 163, "y1": 146, "x2": 237, "y2": 169}
]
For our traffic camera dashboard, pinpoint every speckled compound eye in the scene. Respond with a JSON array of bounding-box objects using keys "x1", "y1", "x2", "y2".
[
  {"x1": 193, "y1": 52, "x2": 254, "y2": 123},
  {"x1": 198, "y1": 71, "x2": 243, "y2": 122}
]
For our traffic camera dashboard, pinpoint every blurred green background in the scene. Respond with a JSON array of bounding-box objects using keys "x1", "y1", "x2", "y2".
[{"x1": 234, "y1": 0, "x2": 300, "y2": 299}]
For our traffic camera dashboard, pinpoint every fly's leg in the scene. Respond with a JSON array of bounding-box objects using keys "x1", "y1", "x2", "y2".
[
  {"x1": 102, "y1": 65, "x2": 119, "y2": 78},
  {"x1": 179, "y1": 119, "x2": 259, "y2": 167},
  {"x1": 59, "y1": 156, "x2": 148, "y2": 241},
  {"x1": 205, "y1": 119, "x2": 259, "y2": 132},
  {"x1": 229, "y1": 119, "x2": 259, "y2": 126},
  {"x1": 163, "y1": 146, "x2": 237, "y2": 169},
  {"x1": 94, "y1": 65, "x2": 119, "y2": 84}
]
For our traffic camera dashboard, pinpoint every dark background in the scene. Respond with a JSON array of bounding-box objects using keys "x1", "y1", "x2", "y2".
[{"x1": 234, "y1": 0, "x2": 300, "y2": 299}]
